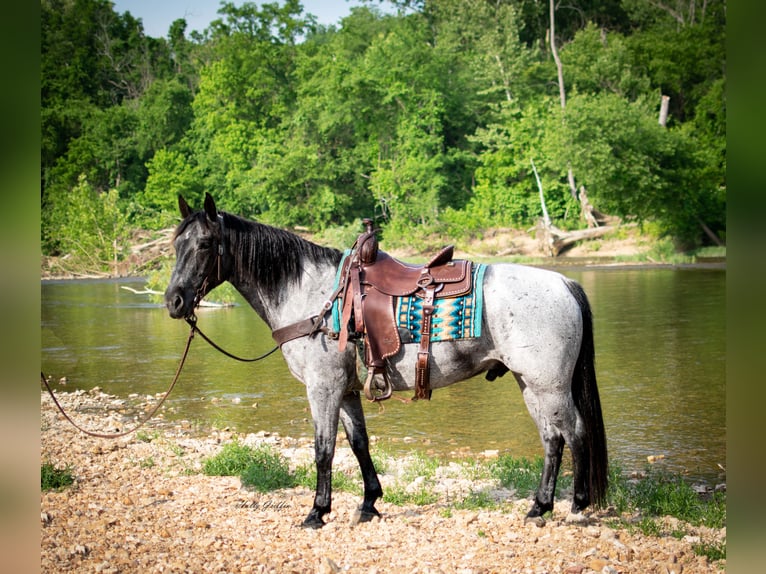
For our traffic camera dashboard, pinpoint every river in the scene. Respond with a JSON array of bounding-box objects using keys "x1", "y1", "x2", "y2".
[{"x1": 41, "y1": 265, "x2": 725, "y2": 485}]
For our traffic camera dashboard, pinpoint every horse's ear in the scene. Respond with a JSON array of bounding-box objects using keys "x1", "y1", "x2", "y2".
[
  {"x1": 203, "y1": 193, "x2": 218, "y2": 223},
  {"x1": 178, "y1": 195, "x2": 191, "y2": 219}
]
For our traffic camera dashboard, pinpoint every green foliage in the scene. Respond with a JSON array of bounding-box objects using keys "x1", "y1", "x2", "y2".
[
  {"x1": 239, "y1": 446, "x2": 295, "y2": 493},
  {"x1": 52, "y1": 176, "x2": 130, "y2": 273},
  {"x1": 41, "y1": 462, "x2": 75, "y2": 491},
  {"x1": 382, "y1": 486, "x2": 439, "y2": 506},
  {"x1": 562, "y1": 23, "x2": 650, "y2": 100},
  {"x1": 41, "y1": 0, "x2": 726, "y2": 264},
  {"x1": 693, "y1": 540, "x2": 726, "y2": 562},
  {"x1": 607, "y1": 463, "x2": 726, "y2": 560},
  {"x1": 292, "y1": 464, "x2": 363, "y2": 496},
  {"x1": 145, "y1": 258, "x2": 240, "y2": 305},
  {"x1": 138, "y1": 149, "x2": 203, "y2": 229},
  {"x1": 202, "y1": 441, "x2": 261, "y2": 476},
  {"x1": 491, "y1": 455, "x2": 546, "y2": 497},
  {"x1": 451, "y1": 490, "x2": 497, "y2": 510},
  {"x1": 608, "y1": 466, "x2": 726, "y2": 529},
  {"x1": 202, "y1": 441, "x2": 295, "y2": 492}
]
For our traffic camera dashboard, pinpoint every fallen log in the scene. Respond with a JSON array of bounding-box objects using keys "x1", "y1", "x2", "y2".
[
  {"x1": 535, "y1": 221, "x2": 621, "y2": 257},
  {"x1": 550, "y1": 225, "x2": 617, "y2": 256}
]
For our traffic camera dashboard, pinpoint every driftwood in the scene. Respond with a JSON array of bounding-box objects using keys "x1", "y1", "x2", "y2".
[
  {"x1": 531, "y1": 159, "x2": 620, "y2": 256},
  {"x1": 120, "y1": 286, "x2": 233, "y2": 308},
  {"x1": 129, "y1": 228, "x2": 174, "y2": 255},
  {"x1": 535, "y1": 221, "x2": 619, "y2": 256}
]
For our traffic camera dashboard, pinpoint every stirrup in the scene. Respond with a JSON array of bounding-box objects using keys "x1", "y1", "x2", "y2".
[{"x1": 363, "y1": 368, "x2": 393, "y2": 402}]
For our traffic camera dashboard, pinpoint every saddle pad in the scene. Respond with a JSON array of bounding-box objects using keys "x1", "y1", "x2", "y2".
[
  {"x1": 331, "y1": 249, "x2": 353, "y2": 332},
  {"x1": 330, "y1": 251, "x2": 486, "y2": 342},
  {"x1": 396, "y1": 263, "x2": 486, "y2": 342}
]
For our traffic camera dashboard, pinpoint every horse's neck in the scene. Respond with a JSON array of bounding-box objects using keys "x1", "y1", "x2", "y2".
[
  {"x1": 224, "y1": 227, "x2": 338, "y2": 330},
  {"x1": 232, "y1": 261, "x2": 336, "y2": 330}
]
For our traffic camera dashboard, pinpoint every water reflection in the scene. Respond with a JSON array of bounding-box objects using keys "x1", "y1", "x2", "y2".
[{"x1": 41, "y1": 267, "x2": 725, "y2": 484}]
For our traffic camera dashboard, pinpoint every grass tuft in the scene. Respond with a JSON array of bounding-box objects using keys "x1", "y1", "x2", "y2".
[
  {"x1": 41, "y1": 462, "x2": 75, "y2": 491},
  {"x1": 202, "y1": 441, "x2": 260, "y2": 476},
  {"x1": 607, "y1": 464, "x2": 726, "y2": 560},
  {"x1": 202, "y1": 441, "x2": 295, "y2": 492}
]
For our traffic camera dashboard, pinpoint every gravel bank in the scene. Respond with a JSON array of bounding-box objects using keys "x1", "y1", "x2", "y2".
[{"x1": 41, "y1": 389, "x2": 724, "y2": 573}]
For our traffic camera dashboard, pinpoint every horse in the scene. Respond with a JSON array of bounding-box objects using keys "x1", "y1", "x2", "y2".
[{"x1": 165, "y1": 193, "x2": 608, "y2": 528}]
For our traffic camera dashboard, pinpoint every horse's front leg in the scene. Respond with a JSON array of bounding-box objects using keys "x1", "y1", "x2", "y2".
[
  {"x1": 302, "y1": 384, "x2": 343, "y2": 529},
  {"x1": 340, "y1": 390, "x2": 382, "y2": 523}
]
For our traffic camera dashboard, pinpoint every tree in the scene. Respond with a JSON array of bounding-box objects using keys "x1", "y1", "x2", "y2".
[
  {"x1": 548, "y1": 92, "x2": 713, "y2": 246},
  {"x1": 55, "y1": 176, "x2": 130, "y2": 274}
]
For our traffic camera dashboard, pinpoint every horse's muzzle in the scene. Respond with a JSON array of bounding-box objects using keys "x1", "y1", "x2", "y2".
[{"x1": 165, "y1": 286, "x2": 192, "y2": 319}]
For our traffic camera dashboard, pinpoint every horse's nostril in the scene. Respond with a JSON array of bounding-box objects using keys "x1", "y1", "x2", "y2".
[{"x1": 165, "y1": 290, "x2": 186, "y2": 317}]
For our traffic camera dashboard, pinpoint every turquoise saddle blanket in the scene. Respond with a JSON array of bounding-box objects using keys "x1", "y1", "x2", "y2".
[{"x1": 331, "y1": 251, "x2": 486, "y2": 343}]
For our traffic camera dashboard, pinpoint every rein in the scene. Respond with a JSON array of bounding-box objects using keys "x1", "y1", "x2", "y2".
[
  {"x1": 42, "y1": 312, "x2": 279, "y2": 439},
  {"x1": 41, "y1": 320, "x2": 196, "y2": 439},
  {"x1": 185, "y1": 315, "x2": 279, "y2": 362}
]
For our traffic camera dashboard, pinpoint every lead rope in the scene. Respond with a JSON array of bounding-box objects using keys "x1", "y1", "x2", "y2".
[
  {"x1": 41, "y1": 320, "x2": 197, "y2": 439},
  {"x1": 42, "y1": 312, "x2": 285, "y2": 439},
  {"x1": 185, "y1": 315, "x2": 279, "y2": 362}
]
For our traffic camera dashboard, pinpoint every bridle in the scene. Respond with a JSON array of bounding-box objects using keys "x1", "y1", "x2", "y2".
[{"x1": 192, "y1": 214, "x2": 226, "y2": 311}]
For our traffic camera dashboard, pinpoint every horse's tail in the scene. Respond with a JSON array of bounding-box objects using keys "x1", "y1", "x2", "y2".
[{"x1": 566, "y1": 279, "x2": 609, "y2": 507}]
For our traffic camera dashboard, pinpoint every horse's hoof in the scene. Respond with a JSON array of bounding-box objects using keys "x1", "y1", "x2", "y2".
[
  {"x1": 301, "y1": 516, "x2": 325, "y2": 529},
  {"x1": 350, "y1": 507, "x2": 381, "y2": 525},
  {"x1": 524, "y1": 515, "x2": 546, "y2": 527}
]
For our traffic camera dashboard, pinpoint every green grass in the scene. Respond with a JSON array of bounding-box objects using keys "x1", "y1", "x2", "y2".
[
  {"x1": 202, "y1": 441, "x2": 296, "y2": 492},
  {"x1": 240, "y1": 448, "x2": 294, "y2": 492},
  {"x1": 292, "y1": 464, "x2": 363, "y2": 496},
  {"x1": 202, "y1": 441, "x2": 261, "y2": 476},
  {"x1": 606, "y1": 464, "x2": 726, "y2": 561},
  {"x1": 694, "y1": 245, "x2": 726, "y2": 258},
  {"x1": 135, "y1": 430, "x2": 158, "y2": 443},
  {"x1": 399, "y1": 451, "x2": 443, "y2": 482},
  {"x1": 139, "y1": 456, "x2": 156, "y2": 469},
  {"x1": 607, "y1": 465, "x2": 725, "y2": 529},
  {"x1": 382, "y1": 485, "x2": 438, "y2": 506},
  {"x1": 41, "y1": 462, "x2": 75, "y2": 491},
  {"x1": 490, "y1": 455, "x2": 572, "y2": 498},
  {"x1": 451, "y1": 490, "x2": 497, "y2": 510},
  {"x1": 203, "y1": 441, "x2": 296, "y2": 492}
]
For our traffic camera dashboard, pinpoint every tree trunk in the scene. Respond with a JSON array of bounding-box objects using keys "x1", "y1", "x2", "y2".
[
  {"x1": 659, "y1": 94, "x2": 670, "y2": 126},
  {"x1": 579, "y1": 186, "x2": 599, "y2": 228},
  {"x1": 531, "y1": 158, "x2": 555, "y2": 256},
  {"x1": 549, "y1": 0, "x2": 577, "y2": 199}
]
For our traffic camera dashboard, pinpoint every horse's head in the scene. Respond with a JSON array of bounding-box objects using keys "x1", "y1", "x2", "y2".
[{"x1": 165, "y1": 193, "x2": 226, "y2": 319}]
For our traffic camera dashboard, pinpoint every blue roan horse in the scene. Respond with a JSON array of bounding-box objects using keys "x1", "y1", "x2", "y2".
[{"x1": 165, "y1": 194, "x2": 608, "y2": 528}]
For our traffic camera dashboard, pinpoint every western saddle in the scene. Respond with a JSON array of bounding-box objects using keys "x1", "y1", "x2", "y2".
[{"x1": 337, "y1": 219, "x2": 474, "y2": 402}]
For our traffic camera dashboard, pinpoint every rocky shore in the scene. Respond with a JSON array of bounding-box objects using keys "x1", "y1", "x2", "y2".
[{"x1": 40, "y1": 389, "x2": 725, "y2": 573}]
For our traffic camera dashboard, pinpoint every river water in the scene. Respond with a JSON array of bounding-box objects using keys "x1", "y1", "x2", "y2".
[{"x1": 41, "y1": 265, "x2": 725, "y2": 484}]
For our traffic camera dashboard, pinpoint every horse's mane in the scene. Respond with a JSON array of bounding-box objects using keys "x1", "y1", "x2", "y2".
[{"x1": 221, "y1": 212, "x2": 343, "y2": 301}]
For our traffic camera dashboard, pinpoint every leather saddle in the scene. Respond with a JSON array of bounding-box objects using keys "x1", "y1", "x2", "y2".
[{"x1": 337, "y1": 219, "x2": 473, "y2": 401}]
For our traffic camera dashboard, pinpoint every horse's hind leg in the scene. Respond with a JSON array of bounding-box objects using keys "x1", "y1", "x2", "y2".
[
  {"x1": 519, "y1": 383, "x2": 568, "y2": 524},
  {"x1": 526, "y1": 427, "x2": 565, "y2": 524},
  {"x1": 523, "y1": 382, "x2": 594, "y2": 523},
  {"x1": 567, "y1": 416, "x2": 591, "y2": 515},
  {"x1": 340, "y1": 391, "x2": 383, "y2": 523}
]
